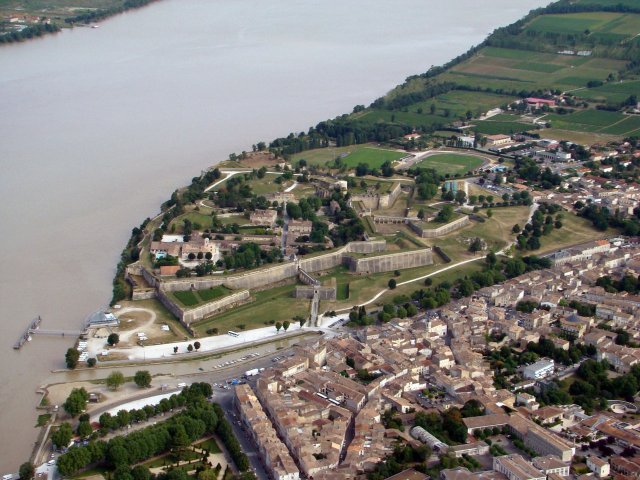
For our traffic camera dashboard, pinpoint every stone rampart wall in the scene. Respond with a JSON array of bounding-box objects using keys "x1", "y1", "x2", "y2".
[
  {"x1": 157, "y1": 288, "x2": 251, "y2": 327},
  {"x1": 131, "y1": 289, "x2": 157, "y2": 301},
  {"x1": 409, "y1": 216, "x2": 470, "y2": 238},
  {"x1": 294, "y1": 286, "x2": 336, "y2": 300},
  {"x1": 345, "y1": 248, "x2": 433, "y2": 274},
  {"x1": 182, "y1": 290, "x2": 251, "y2": 325}
]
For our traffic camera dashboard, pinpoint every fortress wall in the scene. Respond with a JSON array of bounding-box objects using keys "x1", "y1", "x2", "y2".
[
  {"x1": 183, "y1": 290, "x2": 251, "y2": 325},
  {"x1": 299, "y1": 249, "x2": 346, "y2": 273},
  {"x1": 350, "y1": 194, "x2": 379, "y2": 210},
  {"x1": 409, "y1": 216, "x2": 471, "y2": 238},
  {"x1": 347, "y1": 248, "x2": 433, "y2": 274},
  {"x1": 162, "y1": 277, "x2": 226, "y2": 292},
  {"x1": 224, "y1": 263, "x2": 298, "y2": 290},
  {"x1": 131, "y1": 289, "x2": 157, "y2": 301},
  {"x1": 294, "y1": 286, "x2": 336, "y2": 301},
  {"x1": 347, "y1": 240, "x2": 386, "y2": 254},
  {"x1": 156, "y1": 288, "x2": 187, "y2": 324},
  {"x1": 378, "y1": 182, "x2": 402, "y2": 209}
]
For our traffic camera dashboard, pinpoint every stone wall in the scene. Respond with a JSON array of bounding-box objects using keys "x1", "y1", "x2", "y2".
[
  {"x1": 345, "y1": 248, "x2": 433, "y2": 274},
  {"x1": 295, "y1": 286, "x2": 337, "y2": 300},
  {"x1": 351, "y1": 182, "x2": 402, "y2": 211},
  {"x1": 182, "y1": 290, "x2": 251, "y2": 325},
  {"x1": 409, "y1": 216, "x2": 471, "y2": 238},
  {"x1": 131, "y1": 289, "x2": 157, "y2": 301},
  {"x1": 157, "y1": 288, "x2": 251, "y2": 327}
]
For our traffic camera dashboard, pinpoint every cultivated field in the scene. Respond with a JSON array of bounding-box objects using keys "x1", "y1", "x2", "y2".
[{"x1": 544, "y1": 111, "x2": 640, "y2": 136}]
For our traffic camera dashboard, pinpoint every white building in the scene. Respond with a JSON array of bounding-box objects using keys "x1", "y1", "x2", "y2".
[{"x1": 523, "y1": 359, "x2": 555, "y2": 380}]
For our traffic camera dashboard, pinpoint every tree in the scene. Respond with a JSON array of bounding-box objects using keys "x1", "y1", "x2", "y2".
[
  {"x1": 77, "y1": 420, "x2": 93, "y2": 439},
  {"x1": 87, "y1": 357, "x2": 97, "y2": 368},
  {"x1": 283, "y1": 320, "x2": 290, "y2": 331},
  {"x1": 51, "y1": 422, "x2": 73, "y2": 450},
  {"x1": 388, "y1": 279, "x2": 397, "y2": 289},
  {"x1": 187, "y1": 343, "x2": 194, "y2": 352},
  {"x1": 294, "y1": 315, "x2": 306, "y2": 327},
  {"x1": 19, "y1": 463, "x2": 34, "y2": 480},
  {"x1": 65, "y1": 348, "x2": 80, "y2": 369},
  {"x1": 436, "y1": 204, "x2": 454, "y2": 223},
  {"x1": 107, "y1": 333, "x2": 120, "y2": 346},
  {"x1": 106, "y1": 371, "x2": 125, "y2": 391},
  {"x1": 194, "y1": 341, "x2": 201, "y2": 351},
  {"x1": 469, "y1": 237, "x2": 483, "y2": 253},
  {"x1": 173, "y1": 346, "x2": 178, "y2": 354},
  {"x1": 63, "y1": 388, "x2": 89, "y2": 417},
  {"x1": 134, "y1": 370, "x2": 152, "y2": 388},
  {"x1": 455, "y1": 190, "x2": 466, "y2": 205},
  {"x1": 512, "y1": 224, "x2": 521, "y2": 233},
  {"x1": 275, "y1": 322, "x2": 282, "y2": 332}
]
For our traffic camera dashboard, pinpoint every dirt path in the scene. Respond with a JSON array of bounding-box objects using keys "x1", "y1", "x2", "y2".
[{"x1": 116, "y1": 307, "x2": 157, "y2": 343}]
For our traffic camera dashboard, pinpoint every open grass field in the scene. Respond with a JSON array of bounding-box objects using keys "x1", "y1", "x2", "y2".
[
  {"x1": 192, "y1": 284, "x2": 310, "y2": 335},
  {"x1": 415, "y1": 153, "x2": 485, "y2": 175},
  {"x1": 545, "y1": 111, "x2": 640, "y2": 135},
  {"x1": 536, "y1": 212, "x2": 610, "y2": 254},
  {"x1": 291, "y1": 144, "x2": 405, "y2": 168},
  {"x1": 169, "y1": 211, "x2": 213, "y2": 233},
  {"x1": 412, "y1": 90, "x2": 516, "y2": 119}
]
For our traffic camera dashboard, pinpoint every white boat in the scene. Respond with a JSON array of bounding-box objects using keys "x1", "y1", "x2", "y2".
[{"x1": 91, "y1": 25, "x2": 100, "y2": 29}]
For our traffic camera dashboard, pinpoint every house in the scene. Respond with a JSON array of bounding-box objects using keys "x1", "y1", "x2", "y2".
[
  {"x1": 526, "y1": 98, "x2": 556, "y2": 109},
  {"x1": 288, "y1": 219, "x2": 313, "y2": 237},
  {"x1": 250, "y1": 209, "x2": 278, "y2": 227},
  {"x1": 532, "y1": 455, "x2": 570, "y2": 477},
  {"x1": 493, "y1": 455, "x2": 546, "y2": 480},
  {"x1": 587, "y1": 456, "x2": 610, "y2": 478},
  {"x1": 485, "y1": 134, "x2": 513, "y2": 147}
]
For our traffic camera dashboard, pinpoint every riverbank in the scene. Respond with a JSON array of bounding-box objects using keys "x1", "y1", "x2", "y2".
[{"x1": 0, "y1": 0, "x2": 160, "y2": 44}]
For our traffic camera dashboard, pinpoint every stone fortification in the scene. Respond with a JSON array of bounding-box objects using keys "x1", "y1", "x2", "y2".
[
  {"x1": 409, "y1": 215, "x2": 470, "y2": 238},
  {"x1": 343, "y1": 248, "x2": 433, "y2": 274},
  {"x1": 157, "y1": 289, "x2": 251, "y2": 326},
  {"x1": 295, "y1": 286, "x2": 337, "y2": 300},
  {"x1": 351, "y1": 182, "x2": 401, "y2": 210}
]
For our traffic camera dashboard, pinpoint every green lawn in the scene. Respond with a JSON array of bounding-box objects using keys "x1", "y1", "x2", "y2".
[
  {"x1": 173, "y1": 291, "x2": 200, "y2": 307},
  {"x1": 173, "y1": 286, "x2": 234, "y2": 308},
  {"x1": 341, "y1": 146, "x2": 406, "y2": 168},
  {"x1": 291, "y1": 144, "x2": 404, "y2": 168},
  {"x1": 192, "y1": 284, "x2": 311, "y2": 335},
  {"x1": 195, "y1": 437, "x2": 221, "y2": 454},
  {"x1": 415, "y1": 153, "x2": 485, "y2": 175},
  {"x1": 198, "y1": 286, "x2": 232, "y2": 302},
  {"x1": 536, "y1": 213, "x2": 611, "y2": 254}
]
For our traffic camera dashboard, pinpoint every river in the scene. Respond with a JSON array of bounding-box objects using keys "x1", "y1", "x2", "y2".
[{"x1": 0, "y1": 0, "x2": 548, "y2": 470}]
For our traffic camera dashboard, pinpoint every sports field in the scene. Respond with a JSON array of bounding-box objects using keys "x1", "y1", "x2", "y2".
[
  {"x1": 292, "y1": 144, "x2": 405, "y2": 168},
  {"x1": 416, "y1": 153, "x2": 485, "y2": 176}
]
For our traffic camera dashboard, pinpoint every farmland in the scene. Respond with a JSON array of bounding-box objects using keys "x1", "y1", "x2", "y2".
[
  {"x1": 415, "y1": 153, "x2": 486, "y2": 176},
  {"x1": 544, "y1": 111, "x2": 640, "y2": 136},
  {"x1": 525, "y1": 12, "x2": 640, "y2": 40}
]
